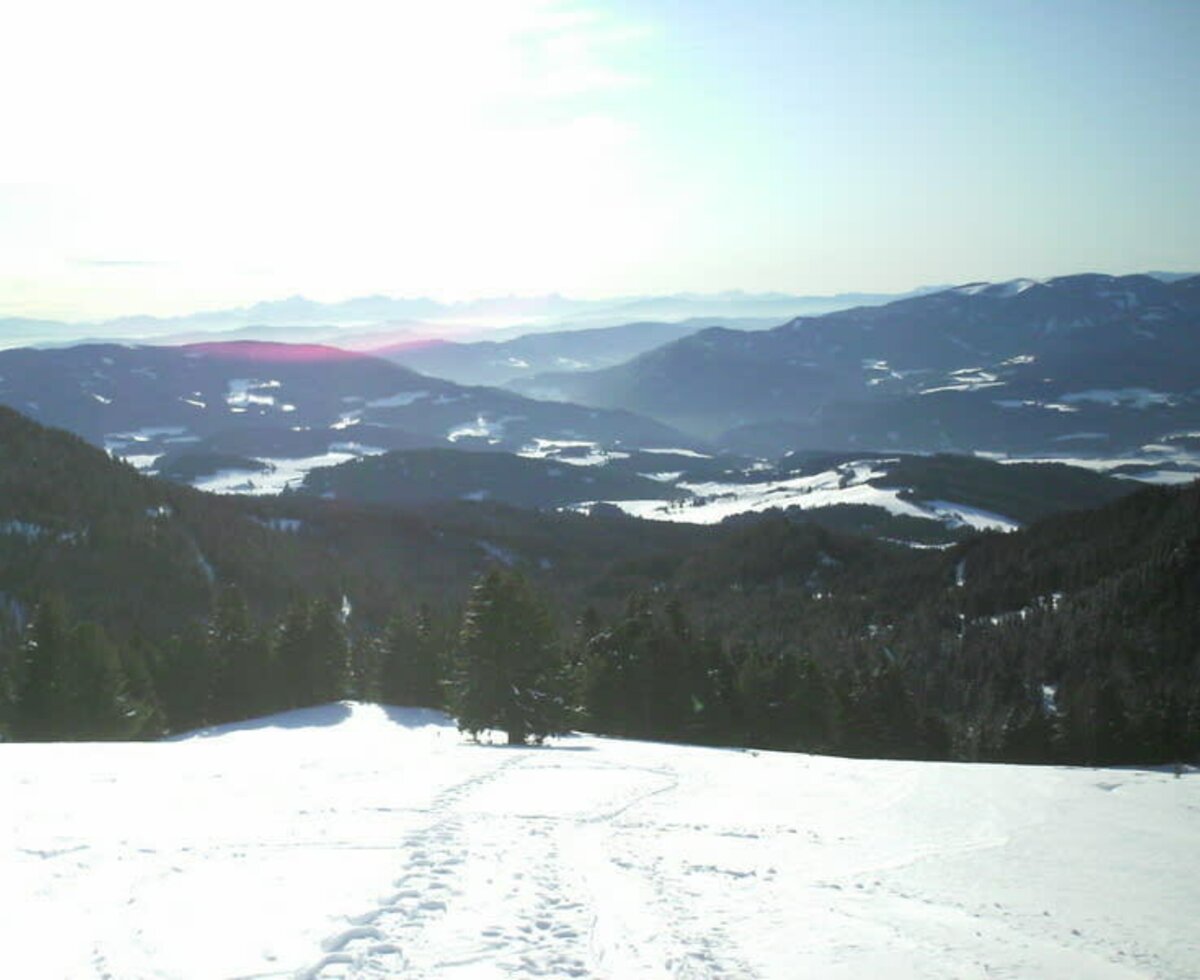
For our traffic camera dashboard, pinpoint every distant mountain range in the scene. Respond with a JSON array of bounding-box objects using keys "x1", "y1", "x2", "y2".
[
  {"x1": 509, "y1": 273, "x2": 1200, "y2": 457},
  {"x1": 376, "y1": 319, "x2": 738, "y2": 387},
  {"x1": 2, "y1": 269, "x2": 1198, "y2": 523},
  {"x1": 0, "y1": 287, "x2": 948, "y2": 350}
]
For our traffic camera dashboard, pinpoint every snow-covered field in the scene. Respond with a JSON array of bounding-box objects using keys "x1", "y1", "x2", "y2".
[
  {"x1": 3, "y1": 703, "x2": 1196, "y2": 979},
  {"x1": 578, "y1": 463, "x2": 1021, "y2": 531}
]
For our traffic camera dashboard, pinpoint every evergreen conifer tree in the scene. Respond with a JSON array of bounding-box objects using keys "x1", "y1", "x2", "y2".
[
  {"x1": 154, "y1": 622, "x2": 211, "y2": 731},
  {"x1": 67, "y1": 621, "x2": 139, "y2": 739},
  {"x1": 17, "y1": 597, "x2": 71, "y2": 739},
  {"x1": 306, "y1": 598, "x2": 350, "y2": 704},
  {"x1": 381, "y1": 609, "x2": 442, "y2": 708},
  {"x1": 275, "y1": 598, "x2": 313, "y2": 709},
  {"x1": 449, "y1": 569, "x2": 570, "y2": 744},
  {"x1": 208, "y1": 586, "x2": 273, "y2": 723}
]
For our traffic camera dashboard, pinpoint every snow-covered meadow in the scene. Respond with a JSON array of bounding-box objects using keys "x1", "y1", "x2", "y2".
[{"x1": 3, "y1": 703, "x2": 1196, "y2": 979}]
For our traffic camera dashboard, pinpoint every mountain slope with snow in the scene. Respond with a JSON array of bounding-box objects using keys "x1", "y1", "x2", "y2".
[
  {"x1": 512, "y1": 273, "x2": 1200, "y2": 456},
  {"x1": 3, "y1": 702, "x2": 1195, "y2": 979},
  {"x1": 0, "y1": 341, "x2": 695, "y2": 490}
]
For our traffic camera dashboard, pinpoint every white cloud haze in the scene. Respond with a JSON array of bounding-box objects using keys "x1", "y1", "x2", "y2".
[{"x1": 1, "y1": 0, "x2": 1197, "y2": 320}]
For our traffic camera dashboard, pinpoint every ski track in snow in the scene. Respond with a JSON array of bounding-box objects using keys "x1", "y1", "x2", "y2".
[
  {"x1": 299, "y1": 751, "x2": 730, "y2": 980},
  {"x1": 4, "y1": 704, "x2": 1198, "y2": 979},
  {"x1": 294, "y1": 743, "x2": 1190, "y2": 980}
]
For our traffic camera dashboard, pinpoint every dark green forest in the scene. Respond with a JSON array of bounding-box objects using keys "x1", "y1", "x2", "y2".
[{"x1": 0, "y1": 406, "x2": 1196, "y2": 765}]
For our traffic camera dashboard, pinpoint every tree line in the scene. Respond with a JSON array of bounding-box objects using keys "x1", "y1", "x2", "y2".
[
  {"x1": 4, "y1": 550, "x2": 1193, "y2": 765},
  {"x1": 0, "y1": 571, "x2": 938, "y2": 755}
]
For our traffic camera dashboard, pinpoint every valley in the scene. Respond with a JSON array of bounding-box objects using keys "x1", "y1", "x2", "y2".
[
  {"x1": 0, "y1": 276, "x2": 1195, "y2": 899},
  {"x1": 4, "y1": 275, "x2": 1198, "y2": 540}
]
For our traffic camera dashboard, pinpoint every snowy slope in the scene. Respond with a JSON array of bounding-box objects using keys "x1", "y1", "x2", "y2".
[
  {"x1": 578, "y1": 462, "x2": 1021, "y2": 531},
  {"x1": 2, "y1": 703, "x2": 1196, "y2": 979}
]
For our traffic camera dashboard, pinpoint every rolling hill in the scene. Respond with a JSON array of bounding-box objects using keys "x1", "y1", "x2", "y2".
[{"x1": 0, "y1": 341, "x2": 696, "y2": 490}]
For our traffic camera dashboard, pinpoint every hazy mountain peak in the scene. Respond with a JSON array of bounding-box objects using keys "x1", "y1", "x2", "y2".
[{"x1": 183, "y1": 340, "x2": 371, "y2": 364}]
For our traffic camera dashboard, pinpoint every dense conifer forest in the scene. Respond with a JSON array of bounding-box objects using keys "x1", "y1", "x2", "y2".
[{"x1": 0, "y1": 406, "x2": 1196, "y2": 764}]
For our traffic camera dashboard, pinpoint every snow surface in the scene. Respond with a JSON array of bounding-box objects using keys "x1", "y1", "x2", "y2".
[
  {"x1": 1113, "y1": 470, "x2": 1200, "y2": 486},
  {"x1": 2, "y1": 702, "x2": 1196, "y2": 979},
  {"x1": 1059, "y1": 389, "x2": 1174, "y2": 410},
  {"x1": 992, "y1": 451, "x2": 1200, "y2": 485},
  {"x1": 226, "y1": 378, "x2": 282, "y2": 409},
  {"x1": 921, "y1": 500, "x2": 1020, "y2": 533},
  {"x1": 993, "y1": 400, "x2": 1080, "y2": 413},
  {"x1": 449, "y1": 416, "x2": 507, "y2": 445},
  {"x1": 920, "y1": 369, "x2": 1004, "y2": 396},
  {"x1": 192, "y1": 452, "x2": 361, "y2": 495},
  {"x1": 366, "y1": 391, "x2": 429, "y2": 409},
  {"x1": 120, "y1": 453, "x2": 164, "y2": 471},
  {"x1": 518, "y1": 439, "x2": 631, "y2": 468},
  {"x1": 639, "y1": 448, "x2": 714, "y2": 459},
  {"x1": 105, "y1": 426, "x2": 189, "y2": 449},
  {"x1": 993, "y1": 278, "x2": 1040, "y2": 296},
  {"x1": 579, "y1": 462, "x2": 1019, "y2": 531}
]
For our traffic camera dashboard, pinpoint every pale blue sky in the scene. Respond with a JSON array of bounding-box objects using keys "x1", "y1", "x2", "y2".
[{"x1": 0, "y1": 0, "x2": 1196, "y2": 320}]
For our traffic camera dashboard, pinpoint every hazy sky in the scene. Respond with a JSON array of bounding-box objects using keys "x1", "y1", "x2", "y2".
[{"x1": 1, "y1": 0, "x2": 1197, "y2": 320}]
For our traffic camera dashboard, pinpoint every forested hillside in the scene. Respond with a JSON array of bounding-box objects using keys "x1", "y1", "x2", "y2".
[{"x1": 0, "y1": 406, "x2": 1195, "y2": 765}]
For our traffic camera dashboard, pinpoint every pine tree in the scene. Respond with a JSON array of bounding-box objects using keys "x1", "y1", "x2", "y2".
[
  {"x1": 208, "y1": 586, "x2": 273, "y2": 723},
  {"x1": 13, "y1": 600, "x2": 146, "y2": 740},
  {"x1": 66, "y1": 622, "x2": 139, "y2": 739},
  {"x1": 349, "y1": 630, "x2": 384, "y2": 703},
  {"x1": 0, "y1": 636, "x2": 18, "y2": 739},
  {"x1": 275, "y1": 598, "x2": 313, "y2": 709},
  {"x1": 449, "y1": 569, "x2": 570, "y2": 744},
  {"x1": 381, "y1": 609, "x2": 442, "y2": 708},
  {"x1": 16, "y1": 597, "x2": 71, "y2": 740},
  {"x1": 120, "y1": 631, "x2": 167, "y2": 737},
  {"x1": 306, "y1": 598, "x2": 350, "y2": 704},
  {"x1": 154, "y1": 621, "x2": 211, "y2": 731}
]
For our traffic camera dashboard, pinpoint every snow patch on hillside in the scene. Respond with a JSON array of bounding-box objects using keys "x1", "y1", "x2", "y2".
[
  {"x1": 921, "y1": 368, "x2": 1004, "y2": 395},
  {"x1": 226, "y1": 378, "x2": 282, "y2": 408},
  {"x1": 518, "y1": 438, "x2": 630, "y2": 467},
  {"x1": 923, "y1": 500, "x2": 1020, "y2": 532},
  {"x1": 1114, "y1": 470, "x2": 1199, "y2": 486},
  {"x1": 194, "y1": 452, "x2": 360, "y2": 495},
  {"x1": 576, "y1": 462, "x2": 1021, "y2": 532},
  {"x1": 640, "y1": 447, "x2": 713, "y2": 459},
  {"x1": 993, "y1": 277, "x2": 1040, "y2": 296},
  {"x1": 1060, "y1": 388, "x2": 1175, "y2": 409},
  {"x1": 448, "y1": 416, "x2": 509, "y2": 444},
  {"x1": 366, "y1": 391, "x2": 428, "y2": 409}
]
